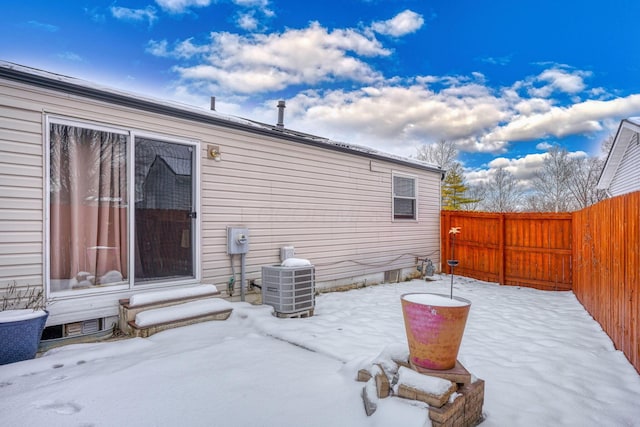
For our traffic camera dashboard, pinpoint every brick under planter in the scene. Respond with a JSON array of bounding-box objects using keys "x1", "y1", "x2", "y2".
[{"x1": 358, "y1": 359, "x2": 484, "y2": 426}]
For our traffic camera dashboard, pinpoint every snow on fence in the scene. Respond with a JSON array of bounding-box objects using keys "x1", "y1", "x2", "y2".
[{"x1": 441, "y1": 190, "x2": 640, "y2": 373}]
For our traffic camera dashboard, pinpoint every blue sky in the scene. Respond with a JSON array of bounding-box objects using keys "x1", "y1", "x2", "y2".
[{"x1": 3, "y1": 0, "x2": 640, "y2": 186}]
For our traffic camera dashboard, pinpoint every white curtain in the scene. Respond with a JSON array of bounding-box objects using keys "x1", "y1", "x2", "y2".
[{"x1": 49, "y1": 124, "x2": 128, "y2": 289}]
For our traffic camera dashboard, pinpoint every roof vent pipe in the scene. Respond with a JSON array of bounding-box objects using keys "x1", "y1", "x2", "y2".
[
  {"x1": 276, "y1": 100, "x2": 285, "y2": 129},
  {"x1": 210, "y1": 96, "x2": 216, "y2": 111}
]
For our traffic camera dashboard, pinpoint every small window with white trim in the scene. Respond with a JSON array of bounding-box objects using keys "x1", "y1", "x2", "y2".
[{"x1": 393, "y1": 174, "x2": 417, "y2": 220}]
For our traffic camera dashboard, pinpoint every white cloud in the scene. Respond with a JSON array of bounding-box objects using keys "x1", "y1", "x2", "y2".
[
  {"x1": 465, "y1": 148, "x2": 590, "y2": 192},
  {"x1": 527, "y1": 68, "x2": 590, "y2": 98},
  {"x1": 233, "y1": 0, "x2": 268, "y2": 7},
  {"x1": 233, "y1": 0, "x2": 275, "y2": 24},
  {"x1": 273, "y1": 78, "x2": 512, "y2": 156},
  {"x1": 146, "y1": 40, "x2": 170, "y2": 57},
  {"x1": 85, "y1": 7, "x2": 107, "y2": 23},
  {"x1": 488, "y1": 154, "x2": 546, "y2": 178},
  {"x1": 175, "y1": 38, "x2": 210, "y2": 57},
  {"x1": 142, "y1": 12, "x2": 640, "y2": 163},
  {"x1": 155, "y1": 0, "x2": 212, "y2": 13},
  {"x1": 568, "y1": 150, "x2": 588, "y2": 159},
  {"x1": 146, "y1": 38, "x2": 209, "y2": 59},
  {"x1": 540, "y1": 68, "x2": 589, "y2": 93},
  {"x1": 371, "y1": 10, "x2": 424, "y2": 37},
  {"x1": 483, "y1": 94, "x2": 640, "y2": 144},
  {"x1": 479, "y1": 55, "x2": 512, "y2": 66},
  {"x1": 152, "y1": 22, "x2": 390, "y2": 93},
  {"x1": 237, "y1": 12, "x2": 259, "y2": 30},
  {"x1": 536, "y1": 141, "x2": 553, "y2": 150},
  {"x1": 166, "y1": 60, "x2": 640, "y2": 160},
  {"x1": 57, "y1": 51, "x2": 83, "y2": 62},
  {"x1": 466, "y1": 153, "x2": 547, "y2": 189},
  {"x1": 513, "y1": 98, "x2": 553, "y2": 116},
  {"x1": 589, "y1": 87, "x2": 608, "y2": 98},
  {"x1": 111, "y1": 6, "x2": 158, "y2": 26},
  {"x1": 171, "y1": 61, "x2": 640, "y2": 159},
  {"x1": 27, "y1": 20, "x2": 59, "y2": 32}
]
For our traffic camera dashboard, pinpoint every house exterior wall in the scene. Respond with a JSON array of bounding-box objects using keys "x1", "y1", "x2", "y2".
[
  {"x1": 608, "y1": 136, "x2": 640, "y2": 197},
  {"x1": 0, "y1": 71, "x2": 441, "y2": 326},
  {"x1": 0, "y1": 91, "x2": 44, "y2": 290}
]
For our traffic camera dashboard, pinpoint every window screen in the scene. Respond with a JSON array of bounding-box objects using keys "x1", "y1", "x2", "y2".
[{"x1": 393, "y1": 175, "x2": 416, "y2": 219}]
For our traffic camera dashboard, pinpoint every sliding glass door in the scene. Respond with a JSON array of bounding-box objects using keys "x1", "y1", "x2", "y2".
[
  {"x1": 134, "y1": 138, "x2": 194, "y2": 283},
  {"x1": 48, "y1": 119, "x2": 197, "y2": 293}
]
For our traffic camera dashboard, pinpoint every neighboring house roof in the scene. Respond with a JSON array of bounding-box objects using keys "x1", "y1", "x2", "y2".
[
  {"x1": 0, "y1": 61, "x2": 442, "y2": 174},
  {"x1": 597, "y1": 117, "x2": 640, "y2": 191}
]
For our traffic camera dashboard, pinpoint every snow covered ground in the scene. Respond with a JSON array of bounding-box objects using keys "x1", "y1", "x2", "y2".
[{"x1": 1, "y1": 275, "x2": 639, "y2": 426}]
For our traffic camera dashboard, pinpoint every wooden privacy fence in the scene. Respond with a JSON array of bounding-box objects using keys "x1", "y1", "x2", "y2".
[
  {"x1": 441, "y1": 211, "x2": 573, "y2": 291},
  {"x1": 572, "y1": 191, "x2": 639, "y2": 372},
  {"x1": 441, "y1": 191, "x2": 640, "y2": 373}
]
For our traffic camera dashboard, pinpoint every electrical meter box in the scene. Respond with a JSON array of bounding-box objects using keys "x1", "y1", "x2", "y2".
[
  {"x1": 227, "y1": 226, "x2": 249, "y2": 254},
  {"x1": 280, "y1": 246, "x2": 295, "y2": 262}
]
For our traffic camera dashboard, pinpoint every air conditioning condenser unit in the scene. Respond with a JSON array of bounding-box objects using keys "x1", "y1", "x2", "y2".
[{"x1": 261, "y1": 265, "x2": 315, "y2": 316}]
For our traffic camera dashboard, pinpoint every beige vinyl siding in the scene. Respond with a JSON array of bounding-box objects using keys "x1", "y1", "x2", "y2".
[
  {"x1": 200, "y1": 131, "x2": 440, "y2": 288},
  {"x1": 0, "y1": 74, "x2": 441, "y2": 323},
  {"x1": 608, "y1": 136, "x2": 640, "y2": 197},
  {"x1": 0, "y1": 101, "x2": 44, "y2": 291}
]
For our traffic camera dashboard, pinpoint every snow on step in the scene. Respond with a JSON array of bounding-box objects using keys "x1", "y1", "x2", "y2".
[
  {"x1": 128, "y1": 284, "x2": 219, "y2": 307},
  {"x1": 134, "y1": 298, "x2": 232, "y2": 327}
]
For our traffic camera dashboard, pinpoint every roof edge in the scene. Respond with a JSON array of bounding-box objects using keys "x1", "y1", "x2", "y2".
[
  {"x1": 597, "y1": 118, "x2": 640, "y2": 189},
  {"x1": 0, "y1": 61, "x2": 442, "y2": 175}
]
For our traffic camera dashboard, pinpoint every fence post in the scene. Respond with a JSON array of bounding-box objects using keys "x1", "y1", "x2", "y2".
[
  {"x1": 499, "y1": 214, "x2": 505, "y2": 285},
  {"x1": 441, "y1": 211, "x2": 448, "y2": 273}
]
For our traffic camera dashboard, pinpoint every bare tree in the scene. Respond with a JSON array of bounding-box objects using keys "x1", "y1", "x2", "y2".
[
  {"x1": 523, "y1": 193, "x2": 544, "y2": 212},
  {"x1": 528, "y1": 146, "x2": 574, "y2": 212},
  {"x1": 600, "y1": 133, "x2": 615, "y2": 157},
  {"x1": 480, "y1": 167, "x2": 522, "y2": 212},
  {"x1": 415, "y1": 139, "x2": 458, "y2": 170},
  {"x1": 461, "y1": 183, "x2": 486, "y2": 211},
  {"x1": 567, "y1": 156, "x2": 607, "y2": 209},
  {"x1": 416, "y1": 139, "x2": 476, "y2": 209}
]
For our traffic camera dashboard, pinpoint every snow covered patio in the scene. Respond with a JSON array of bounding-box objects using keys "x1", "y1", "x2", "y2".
[{"x1": 1, "y1": 276, "x2": 639, "y2": 426}]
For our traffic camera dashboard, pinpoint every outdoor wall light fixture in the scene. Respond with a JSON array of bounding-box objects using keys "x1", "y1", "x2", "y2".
[{"x1": 208, "y1": 145, "x2": 221, "y2": 161}]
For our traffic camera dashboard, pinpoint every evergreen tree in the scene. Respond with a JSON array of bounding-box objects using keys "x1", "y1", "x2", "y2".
[{"x1": 442, "y1": 163, "x2": 478, "y2": 210}]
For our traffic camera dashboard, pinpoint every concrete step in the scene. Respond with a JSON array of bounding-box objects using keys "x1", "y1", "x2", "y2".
[
  {"x1": 118, "y1": 284, "x2": 226, "y2": 335},
  {"x1": 127, "y1": 298, "x2": 233, "y2": 338}
]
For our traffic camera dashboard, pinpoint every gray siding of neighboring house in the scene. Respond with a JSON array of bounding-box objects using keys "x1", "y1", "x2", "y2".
[
  {"x1": 608, "y1": 135, "x2": 640, "y2": 197},
  {"x1": 0, "y1": 68, "x2": 441, "y2": 325},
  {"x1": 598, "y1": 119, "x2": 640, "y2": 198}
]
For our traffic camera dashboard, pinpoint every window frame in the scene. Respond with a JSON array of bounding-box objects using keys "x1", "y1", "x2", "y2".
[
  {"x1": 392, "y1": 172, "x2": 418, "y2": 221},
  {"x1": 131, "y1": 129, "x2": 201, "y2": 286},
  {"x1": 45, "y1": 115, "x2": 201, "y2": 298}
]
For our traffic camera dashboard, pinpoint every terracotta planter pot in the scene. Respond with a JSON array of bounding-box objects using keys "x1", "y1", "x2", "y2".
[{"x1": 401, "y1": 293, "x2": 470, "y2": 370}]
